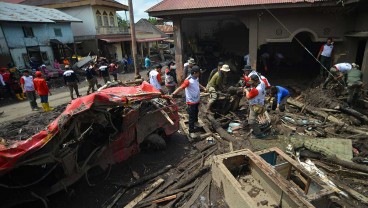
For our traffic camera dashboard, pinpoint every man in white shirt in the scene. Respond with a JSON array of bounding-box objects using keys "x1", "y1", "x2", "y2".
[
  {"x1": 322, "y1": 62, "x2": 353, "y2": 89},
  {"x1": 317, "y1": 37, "x2": 334, "y2": 78},
  {"x1": 149, "y1": 64, "x2": 163, "y2": 94}
]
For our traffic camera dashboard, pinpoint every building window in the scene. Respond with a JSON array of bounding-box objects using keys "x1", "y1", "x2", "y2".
[
  {"x1": 103, "y1": 11, "x2": 109, "y2": 26},
  {"x1": 96, "y1": 10, "x2": 102, "y2": 26},
  {"x1": 109, "y1": 12, "x2": 115, "y2": 26},
  {"x1": 22, "y1": 26, "x2": 34, "y2": 37},
  {"x1": 54, "y1": 28, "x2": 62, "y2": 37}
]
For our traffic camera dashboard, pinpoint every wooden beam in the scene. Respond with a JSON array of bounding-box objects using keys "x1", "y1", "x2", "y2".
[
  {"x1": 173, "y1": 17, "x2": 183, "y2": 83},
  {"x1": 124, "y1": 178, "x2": 165, "y2": 208}
]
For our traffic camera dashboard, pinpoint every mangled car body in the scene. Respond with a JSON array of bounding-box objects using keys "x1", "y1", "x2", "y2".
[{"x1": 0, "y1": 82, "x2": 179, "y2": 207}]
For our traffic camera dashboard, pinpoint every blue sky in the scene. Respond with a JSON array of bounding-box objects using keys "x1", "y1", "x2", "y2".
[{"x1": 116, "y1": 0, "x2": 162, "y2": 22}]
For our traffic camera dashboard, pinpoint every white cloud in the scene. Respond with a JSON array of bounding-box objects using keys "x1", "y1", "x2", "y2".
[{"x1": 116, "y1": 0, "x2": 161, "y2": 22}]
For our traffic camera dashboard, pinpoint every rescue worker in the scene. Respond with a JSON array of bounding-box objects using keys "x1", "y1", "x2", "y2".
[
  {"x1": 34, "y1": 71, "x2": 53, "y2": 112},
  {"x1": 172, "y1": 66, "x2": 206, "y2": 138},
  {"x1": 208, "y1": 62, "x2": 224, "y2": 83},
  {"x1": 206, "y1": 64, "x2": 230, "y2": 112},
  {"x1": 242, "y1": 65, "x2": 268, "y2": 89},
  {"x1": 244, "y1": 75, "x2": 267, "y2": 139},
  {"x1": 149, "y1": 64, "x2": 164, "y2": 94},
  {"x1": 182, "y1": 58, "x2": 195, "y2": 81},
  {"x1": 346, "y1": 64, "x2": 363, "y2": 107},
  {"x1": 109, "y1": 62, "x2": 119, "y2": 81},
  {"x1": 0, "y1": 67, "x2": 14, "y2": 98},
  {"x1": 99, "y1": 65, "x2": 111, "y2": 84},
  {"x1": 20, "y1": 70, "x2": 39, "y2": 111},
  {"x1": 270, "y1": 86, "x2": 290, "y2": 112},
  {"x1": 317, "y1": 37, "x2": 334, "y2": 78},
  {"x1": 63, "y1": 67, "x2": 80, "y2": 100},
  {"x1": 85, "y1": 63, "x2": 98, "y2": 95},
  {"x1": 322, "y1": 62, "x2": 353, "y2": 89},
  {"x1": 165, "y1": 62, "x2": 177, "y2": 95}
]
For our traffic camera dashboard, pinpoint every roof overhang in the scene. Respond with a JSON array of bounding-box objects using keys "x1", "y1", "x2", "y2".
[
  {"x1": 137, "y1": 37, "x2": 168, "y2": 43},
  {"x1": 41, "y1": 0, "x2": 128, "y2": 11},
  {"x1": 345, "y1": 31, "x2": 368, "y2": 38},
  {"x1": 147, "y1": 1, "x2": 356, "y2": 18}
]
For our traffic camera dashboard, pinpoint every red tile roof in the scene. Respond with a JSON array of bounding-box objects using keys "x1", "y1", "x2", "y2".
[
  {"x1": 155, "y1": 25, "x2": 174, "y2": 34},
  {"x1": 147, "y1": 0, "x2": 328, "y2": 12}
]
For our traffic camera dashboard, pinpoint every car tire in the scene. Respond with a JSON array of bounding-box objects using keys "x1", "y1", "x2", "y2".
[{"x1": 141, "y1": 133, "x2": 166, "y2": 151}]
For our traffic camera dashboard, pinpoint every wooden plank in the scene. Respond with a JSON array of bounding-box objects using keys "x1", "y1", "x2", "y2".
[
  {"x1": 124, "y1": 178, "x2": 165, "y2": 208},
  {"x1": 182, "y1": 174, "x2": 212, "y2": 208},
  {"x1": 152, "y1": 195, "x2": 177, "y2": 204}
]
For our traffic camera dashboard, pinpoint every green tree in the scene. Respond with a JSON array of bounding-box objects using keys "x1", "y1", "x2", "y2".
[
  {"x1": 148, "y1": 17, "x2": 158, "y2": 25},
  {"x1": 117, "y1": 15, "x2": 129, "y2": 28}
]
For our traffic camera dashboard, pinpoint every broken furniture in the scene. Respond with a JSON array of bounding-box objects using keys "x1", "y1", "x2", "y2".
[{"x1": 212, "y1": 148, "x2": 337, "y2": 208}]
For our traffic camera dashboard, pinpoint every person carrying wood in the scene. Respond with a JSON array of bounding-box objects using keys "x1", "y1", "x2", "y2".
[
  {"x1": 172, "y1": 66, "x2": 206, "y2": 138},
  {"x1": 182, "y1": 58, "x2": 195, "y2": 81},
  {"x1": 244, "y1": 75, "x2": 267, "y2": 139},
  {"x1": 33, "y1": 71, "x2": 53, "y2": 112},
  {"x1": 206, "y1": 64, "x2": 230, "y2": 112},
  {"x1": 270, "y1": 86, "x2": 290, "y2": 112},
  {"x1": 346, "y1": 64, "x2": 363, "y2": 107},
  {"x1": 322, "y1": 62, "x2": 354, "y2": 89}
]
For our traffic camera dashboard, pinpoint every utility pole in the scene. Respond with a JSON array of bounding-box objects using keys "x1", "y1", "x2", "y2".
[{"x1": 128, "y1": 0, "x2": 140, "y2": 78}]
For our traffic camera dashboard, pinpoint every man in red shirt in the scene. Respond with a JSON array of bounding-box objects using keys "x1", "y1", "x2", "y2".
[{"x1": 34, "y1": 71, "x2": 53, "y2": 112}]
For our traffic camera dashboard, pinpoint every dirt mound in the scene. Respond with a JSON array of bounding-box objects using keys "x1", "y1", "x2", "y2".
[
  {"x1": 0, "y1": 104, "x2": 67, "y2": 141},
  {"x1": 300, "y1": 87, "x2": 344, "y2": 109}
]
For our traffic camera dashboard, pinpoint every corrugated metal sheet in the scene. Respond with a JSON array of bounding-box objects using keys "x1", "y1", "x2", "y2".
[
  {"x1": 147, "y1": 0, "x2": 329, "y2": 12},
  {"x1": 0, "y1": 2, "x2": 82, "y2": 23},
  {"x1": 155, "y1": 25, "x2": 173, "y2": 34}
]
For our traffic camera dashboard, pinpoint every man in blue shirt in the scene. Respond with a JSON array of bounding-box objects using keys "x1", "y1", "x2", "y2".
[
  {"x1": 144, "y1": 56, "x2": 151, "y2": 71},
  {"x1": 270, "y1": 86, "x2": 290, "y2": 112}
]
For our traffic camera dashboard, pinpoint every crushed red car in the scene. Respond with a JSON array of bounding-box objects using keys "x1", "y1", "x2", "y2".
[{"x1": 0, "y1": 82, "x2": 179, "y2": 207}]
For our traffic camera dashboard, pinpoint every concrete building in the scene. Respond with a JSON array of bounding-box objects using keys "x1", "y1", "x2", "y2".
[
  {"x1": 147, "y1": 0, "x2": 368, "y2": 85},
  {"x1": 21, "y1": 0, "x2": 130, "y2": 61},
  {"x1": 0, "y1": 2, "x2": 81, "y2": 69}
]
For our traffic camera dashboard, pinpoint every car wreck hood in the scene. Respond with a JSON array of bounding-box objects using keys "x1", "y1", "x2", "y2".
[{"x1": 0, "y1": 81, "x2": 162, "y2": 173}]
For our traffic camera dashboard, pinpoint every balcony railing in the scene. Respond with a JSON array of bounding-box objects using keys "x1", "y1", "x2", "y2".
[{"x1": 96, "y1": 26, "x2": 129, "y2": 35}]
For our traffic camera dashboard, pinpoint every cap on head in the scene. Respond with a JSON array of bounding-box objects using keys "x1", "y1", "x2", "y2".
[
  {"x1": 220, "y1": 64, "x2": 230, "y2": 72},
  {"x1": 191, "y1": 66, "x2": 200, "y2": 73},
  {"x1": 247, "y1": 74, "x2": 259, "y2": 84},
  {"x1": 352, "y1": 63, "x2": 359, "y2": 69},
  {"x1": 188, "y1": 59, "x2": 195, "y2": 65},
  {"x1": 35, "y1": 71, "x2": 42, "y2": 77},
  {"x1": 155, "y1": 64, "x2": 162, "y2": 69}
]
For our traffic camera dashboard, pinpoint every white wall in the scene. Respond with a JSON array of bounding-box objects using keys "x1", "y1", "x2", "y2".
[{"x1": 61, "y1": 6, "x2": 95, "y2": 37}]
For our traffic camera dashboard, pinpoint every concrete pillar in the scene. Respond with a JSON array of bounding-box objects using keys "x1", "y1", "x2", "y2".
[
  {"x1": 248, "y1": 16, "x2": 259, "y2": 70},
  {"x1": 361, "y1": 40, "x2": 368, "y2": 90},
  {"x1": 173, "y1": 17, "x2": 184, "y2": 83}
]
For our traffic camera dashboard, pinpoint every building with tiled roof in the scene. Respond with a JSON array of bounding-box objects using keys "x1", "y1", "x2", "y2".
[{"x1": 147, "y1": 0, "x2": 368, "y2": 87}]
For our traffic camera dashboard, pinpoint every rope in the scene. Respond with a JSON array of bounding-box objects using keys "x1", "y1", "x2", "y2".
[{"x1": 261, "y1": 5, "x2": 346, "y2": 87}]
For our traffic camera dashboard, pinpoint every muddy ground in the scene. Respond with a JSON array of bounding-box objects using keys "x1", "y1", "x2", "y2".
[{"x1": 1, "y1": 71, "x2": 368, "y2": 207}]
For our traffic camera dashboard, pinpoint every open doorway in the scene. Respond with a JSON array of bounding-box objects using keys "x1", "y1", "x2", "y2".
[
  {"x1": 257, "y1": 32, "x2": 321, "y2": 85},
  {"x1": 182, "y1": 15, "x2": 249, "y2": 85}
]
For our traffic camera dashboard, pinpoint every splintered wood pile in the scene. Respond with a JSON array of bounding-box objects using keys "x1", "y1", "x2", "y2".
[{"x1": 105, "y1": 86, "x2": 368, "y2": 207}]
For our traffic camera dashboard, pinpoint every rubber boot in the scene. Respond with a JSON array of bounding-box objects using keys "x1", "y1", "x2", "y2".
[
  {"x1": 21, "y1": 93, "x2": 26, "y2": 99},
  {"x1": 15, "y1": 93, "x2": 23, "y2": 101},
  {"x1": 41, "y1": 103, "x2": 48, "y2": 112},
  {"x1": 46, "y1": 103, "x2": 54, "y2": 111}
]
